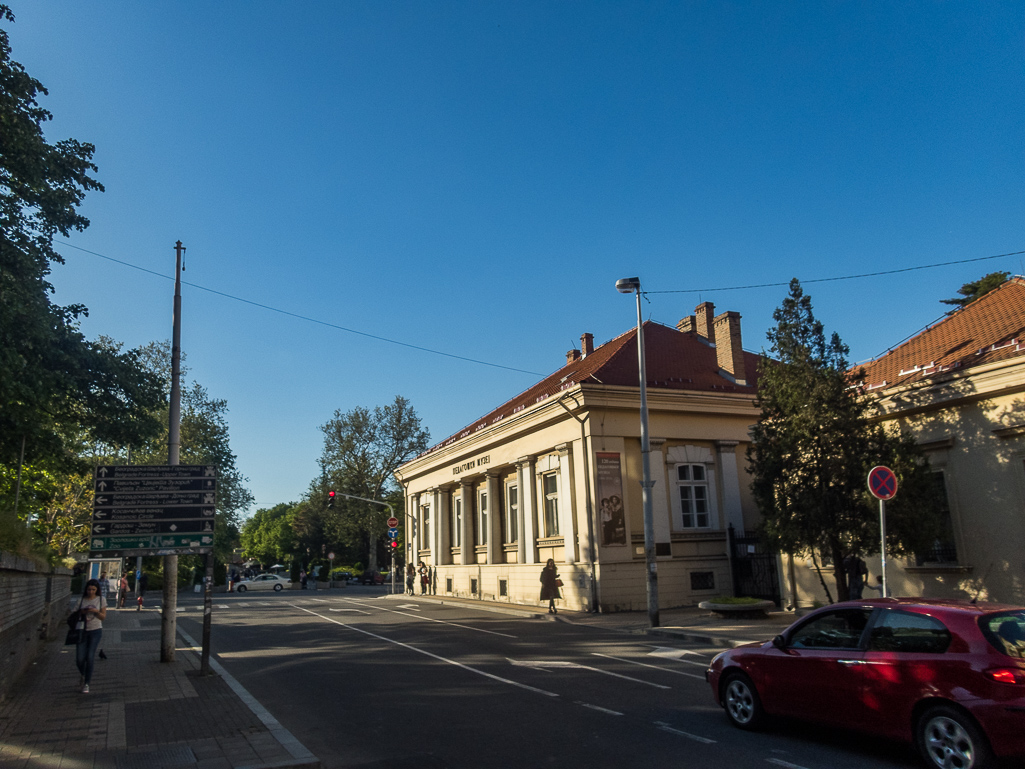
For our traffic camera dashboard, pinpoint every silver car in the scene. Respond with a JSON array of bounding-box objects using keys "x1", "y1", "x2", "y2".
[{"x1": 235, "y1": 574, "x2": 291, "y2": 592}]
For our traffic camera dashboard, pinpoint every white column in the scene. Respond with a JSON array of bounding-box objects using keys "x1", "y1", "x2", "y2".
[
  {"x1": 435, "y1": 487, "x2": 451, "y2": 565},
  {"x1": 716, "y1": 440, "x2": 745, "y2": 534},
  {"x1": 556, "y1": 443, "x2": 577, "y2": 564},
  {"x1": 649, "y1": 438, "x2": 671, "y2": 550},
  {"x1": 518, "y1": 457, "x2": 538, "y2": 565},
  {"x1": 486, "y1": 471, "x2": 500, "y2": 564},
  {"x1": 460, "y1": 482, "x2": 473, "y2": 565}
]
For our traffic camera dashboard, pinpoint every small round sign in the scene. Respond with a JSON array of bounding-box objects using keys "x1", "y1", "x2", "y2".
[
  {"x1": 387, "y1": 516, "x2": 399, "y2": 528},
  {"x1": 328, "y1": 552, "x2": 335, "y2": 560},
  {"x1": 868, "y1": 466, "x2": 898, "y2": 501}
]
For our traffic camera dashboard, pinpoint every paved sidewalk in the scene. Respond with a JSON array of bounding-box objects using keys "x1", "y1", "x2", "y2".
[
  {"x1": 0, "y1": 604, "x2": 320, "y2": 769},
  {"x1": 383, "y1": 592, "x2": 797, "y2": 647}
]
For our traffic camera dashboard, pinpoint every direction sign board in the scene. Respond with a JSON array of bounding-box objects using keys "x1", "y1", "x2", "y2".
[
  {"x1": 868, "y1": 466, "x2": 898, "y2": 500},
  {"x1": 90, "y1": 465, "x2": 217, "y2": 557},
  {"x1": 387, "y1": 528, "x2": 398, "y2": 538},
  {"x1": 387, "y1": 517, "x2": 399, "y2": 528}
]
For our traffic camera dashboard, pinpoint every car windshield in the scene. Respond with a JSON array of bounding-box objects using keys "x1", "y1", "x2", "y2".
[{"x1": 980, "y1": 610, "x2": 1025, "y2": 658}]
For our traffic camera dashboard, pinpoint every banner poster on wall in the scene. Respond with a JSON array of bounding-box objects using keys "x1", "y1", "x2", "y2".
[{"x1": 595, "y1": 452, "x2": 627, "y2": 546}]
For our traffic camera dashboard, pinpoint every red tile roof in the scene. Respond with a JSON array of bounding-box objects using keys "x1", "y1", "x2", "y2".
[
  {"x1": 858, "y1": 276, "x2": 1025, "y2": 389},
  {"x1": 420, "y1": 321, "x2": 761, "y2": 456}
]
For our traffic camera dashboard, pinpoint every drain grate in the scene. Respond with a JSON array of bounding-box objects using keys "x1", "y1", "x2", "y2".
[{"x1": 116, "y1": 745, "x2": 196, "y2": 769}]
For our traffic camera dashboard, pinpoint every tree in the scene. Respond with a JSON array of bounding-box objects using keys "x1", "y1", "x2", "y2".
[
  {"x1": 0, "y1": 7, "x2": 163, "y2": 474},
  {"x1": 941, "y1": 271, "x2": 1009, "y2": 310},
  {"x1": 318, "y1": 396, "x2": 429, "y2": 570},
  {"x1": 240, "y1": 503, "x2": 297, "y2": 566},
  {"x1": 748, "y1": 279, "x2": 944, "y2": 601}
]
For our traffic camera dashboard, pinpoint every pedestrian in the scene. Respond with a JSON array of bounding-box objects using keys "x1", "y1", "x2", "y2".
[
  {"x1": 136, "y1": 571, "x2": 148, "y2": 610},
  {"x1": 96, "y1": 572, "x2": 111, "y2": 659},
  {"x1": 418, "y1": 561, "x2": 429, "y2": 595},
  {"x1": 70, "y1": 578, "x2": 107, "y2": 693},
  {"x1": 405, "y1": 564, "x2": 415, "y2": 595},
  {"x1": 117, "y1": 574, "x2": 129, "y2": 609},
  {"x1": 300, "y1": 570, "x2": 308, "y2": 590},
  {"x1": 540, "y1": 558, "x2": 562, "y2": 614},
  {"x1": 844, "y1": 555, "x2": 868, "y2": 599}
]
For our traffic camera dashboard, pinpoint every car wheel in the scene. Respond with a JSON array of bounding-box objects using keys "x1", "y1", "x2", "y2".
[
  {"x1": 274, "y1": 583, "x2": 283, "y2": 591},
  {"x1": 917, "y1": 705, "x2": 994, "y2": 769},
  {"x1": 722, "y1": 672, "x2": 765, "y2": 731},
  {"x1": 236, "y1": 585, "x2": 247, "y2": 593}
]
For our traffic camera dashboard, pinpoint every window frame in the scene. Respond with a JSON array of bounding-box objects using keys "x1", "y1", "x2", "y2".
[
  {"x1": 672, "y1": 462, "x2": 715, "y2": 530},
  {"x1": 542, "y1": 472, "x2": 560, "y2": 537},
  {"x1": 505, "y1": 482, "x2": 519, "y2": 544},
  {"x1": 477, "y1": 489, "x2": 488, "y2": 546}
]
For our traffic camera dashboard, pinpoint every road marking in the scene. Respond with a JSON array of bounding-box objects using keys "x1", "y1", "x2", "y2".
[
  {"x1": 576, "y1": 701, "x2": 623, "y2": 716},
  {"x1": 766, "y1": 760, "x2": 810, "y2": 769},
  {"x1": 395, "y1": 604, "x2": 422, "y2": 610},
  {"x1": 594, "y1": 652, "x2": 707, "y2": 680},
  {"x1": 215, "y1": 604, "x2": 229, "y2": 609},
  {"x1": 510, "y1": 659, "x2": 670, "y2": 689},
  {"x1": 340, "y1": 598, "x2": 516, "y2": 638},
  {"x1": 293, "y1": 604, "x2": 557, "y2": 697},
  {"x1": 647, "y1": 647, "x2": 713, "y2": 667},
  {"x1": 329, "y1": 608, "x2": 371, "y2": 614},
  {"x1": 654, "y1": 721, "x2": 716, "y2": 744}
]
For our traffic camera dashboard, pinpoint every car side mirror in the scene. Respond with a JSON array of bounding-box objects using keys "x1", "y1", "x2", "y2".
[{"x1": 772, "y1": 634, "x2": 786, "y2": 650}]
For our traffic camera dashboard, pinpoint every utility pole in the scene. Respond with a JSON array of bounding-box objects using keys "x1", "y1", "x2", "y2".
[{"x1": 162, "y1": 240, "x2": 185, "y2": 663}]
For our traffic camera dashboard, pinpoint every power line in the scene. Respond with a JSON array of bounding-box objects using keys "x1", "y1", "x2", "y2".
[
  {"x1": 53, "y1": 241, "x2": 546, "y2": 377},
  {"x1": 645, "y1": 249, "x2": 1025, "y2": 294}
]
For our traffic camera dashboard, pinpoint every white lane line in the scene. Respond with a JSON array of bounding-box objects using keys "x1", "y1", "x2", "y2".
[
  {"x1": 593, "y1": 653, "x2": 707, "y2": 681},
  {"x1": 766, "y1": 760, "x2": 810, "y2": 769},
  {"x1": 340, "y1": 598, "x2": 516, "y2": 638},
  {"x1": 509, "y1": 659, "x2": 670, "y2": 690},
  {"x1": 293, "y1": 604, "x2": 557, "y2": 697},
  {"x1": 329, "y1": 608, "x2": 371, "y2": 614},
  {"x1": 576, "y1": 701, "x2": 623, "y2": 716},
  {"x1": 654, "y1": 721, "x2": 717, "y2": 744},
  {"x1": 646, "y1": 647, "x2": 713, "y2": 668}
]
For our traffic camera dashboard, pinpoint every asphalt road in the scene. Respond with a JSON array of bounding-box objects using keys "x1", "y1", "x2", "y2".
[{"x1": 175, "y1": 588, "x2": 922, "y2": 769}]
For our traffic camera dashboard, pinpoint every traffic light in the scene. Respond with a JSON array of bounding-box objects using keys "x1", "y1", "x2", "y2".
[
  {"x1": 388, "y1": 526, "x2": 399, "y2": 549},
  {"x1": 327, "y1": 490, "x2": 335, "y2": 508}
]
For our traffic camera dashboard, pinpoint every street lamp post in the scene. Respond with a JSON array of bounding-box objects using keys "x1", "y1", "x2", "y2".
[{"x1": 616, "y1": 277, "x2": 659, "y2": 628}]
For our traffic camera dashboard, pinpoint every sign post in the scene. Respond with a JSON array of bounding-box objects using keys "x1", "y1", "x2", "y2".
[{"x1": 867, "y1": 465, "x2": 898, "y2": 597}]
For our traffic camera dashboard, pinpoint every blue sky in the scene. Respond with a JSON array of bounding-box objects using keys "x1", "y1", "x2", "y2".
[{"x1": 11, "y1": 2, "x2": 1024, "y2": 513}]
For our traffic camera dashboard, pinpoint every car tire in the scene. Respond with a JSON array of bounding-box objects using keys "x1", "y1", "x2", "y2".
[
  {"x1": 916, "y1": 705, "x2": 994, "y2": 769},
  {"x1": 722, "y1": 672, "x2": 765, "y2": 731},
  {"x1": 274, "y1": 583, "x2": 283, "y2": 591},
  {"x1": 236, "y1": 585, "x2": 247, "y2": 593}
]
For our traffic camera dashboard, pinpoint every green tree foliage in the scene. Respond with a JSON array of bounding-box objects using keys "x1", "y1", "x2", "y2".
[
  {"x1": 941, "y1": 271, "x2": 1009, "y2": 310},
  {"x1": 240, "y1": 502, "x2": 297, "y2": 565},
  {"x1": 748, "y1": 279, "x2": 944, "y2": 601},
  {"x1": 0, "y1": 7, "x2": 163, "y2": 474},
  {"x1": 318, "y1": 396, "x2": 428, "y2": 570}
]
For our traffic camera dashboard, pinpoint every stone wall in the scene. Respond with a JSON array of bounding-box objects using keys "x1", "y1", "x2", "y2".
[{"x1": 0, "y1": 552, "x2": 72, "y2": 701}]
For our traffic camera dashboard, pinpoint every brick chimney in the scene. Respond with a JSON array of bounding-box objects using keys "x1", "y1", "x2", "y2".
[
  {"x1": 566, "y1": 349, "x2": 581, "y2": 365},
  {"x1": 695, "y1": 302, "x2": 715, "y2": 340},
  {"x1": 581, "y1": 333, "x2": 594, "y2": 357},
  {"x1": 677, "y1": 315, "x2": 696, "y2": 334},
  {"x1": 713, "y1": 311, "x2": 746, "y2": 385}
]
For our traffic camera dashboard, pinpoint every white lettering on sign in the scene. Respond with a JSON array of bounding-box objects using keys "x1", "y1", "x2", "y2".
[{"x1": 452, "y1": 455, "x2": 491, "y2": 475}]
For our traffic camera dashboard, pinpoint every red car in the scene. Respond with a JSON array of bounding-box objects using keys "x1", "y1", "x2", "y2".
[{"x1": 706, "y1": 598, "x2": 1025, "y2": 769}]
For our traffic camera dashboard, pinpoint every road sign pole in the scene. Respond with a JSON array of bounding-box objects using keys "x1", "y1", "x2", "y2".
[
  {"x1": 879, "y1": 499, "x2": 888, "y2": 598},
  {"x1": 201, "y1": 552, "x2": 213, "y2": 675},
  {"x1": 868, "y1": 466, "x2": 897, "y2": 599}
]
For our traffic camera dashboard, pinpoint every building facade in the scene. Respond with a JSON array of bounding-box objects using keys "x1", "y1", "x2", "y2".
[
  {"x1": 789, "y1": 277, "x2": 1025, "y2": 606},
  {"x1": 394, "y1": 303, "x2": 767, "y2": 612}
]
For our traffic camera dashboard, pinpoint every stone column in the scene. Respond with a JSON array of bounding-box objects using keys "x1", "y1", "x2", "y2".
[
  {"x1": 649, "y1": 438, "x2": 671, "y2": 551},
  {"x1": 435, "y1": 487, "x2": 451, "y2": 565},
  {"x1": 460, "y1": 482, "x2": 473, "y2": 565},
  {"x1": 486, "y1": 471, "x2": 500, "y2": 564},
  {"x1": 715, "y1": 440, "x2": 745, "y2": 534},
  {"x1": 518, "y1": 456, "x2": 537, "y2": 565},
  {"x1": 556, "y1": 443, "x2": 577, "y2": 564}
]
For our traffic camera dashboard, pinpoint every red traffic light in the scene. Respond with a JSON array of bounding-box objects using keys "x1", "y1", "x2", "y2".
[
  {"x1": 328, "y1": 491, "x2": 335, "y2": 498},
  {"x1": 389, "y1": 540, "x2": 398, "y2": 548},
  {"x1": 327, "y1": 490, "x2": 336, "y2": 508}
]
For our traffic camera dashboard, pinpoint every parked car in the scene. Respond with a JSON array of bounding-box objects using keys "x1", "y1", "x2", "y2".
[
  {"x1": 359, "y1": 570, "x2": 384, "y2": 585},
  {"x1": 706, "y1": 598, "x2": 1025, "y2": 769},
  {"x1": 235, "y1": 573, "x2": 291, "y2": 592}
]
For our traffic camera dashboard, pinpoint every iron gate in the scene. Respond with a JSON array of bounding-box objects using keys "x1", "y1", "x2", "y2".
[{"x1": 727, "y1": 525, "x2": 781, "y2": 606}]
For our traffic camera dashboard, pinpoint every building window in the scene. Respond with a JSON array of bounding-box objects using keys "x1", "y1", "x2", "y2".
[
  {"x1": 916, "y1": 471, "x2": 958, "y2": 564},
  {"x1": 477, "y1": 491, "x2": 488, "y2": 546},
  {"x1": 505, "y1": 483, "x2": 519, "y2": 543},
  {"x1": 690, "y1": 571, "x2": 715, "y2": 591},
  {"x1": 420, "y1": 505, "x2": 430, "y2": 550},
  {"x1": 542, "y1": 472, "x2": 560, "y2": 536},
  {"x1": 452, "y1": 497, "x2": 462, "y2": 547},
  {"x1": 676, "y1": 464, "x2": 710, "y2": 528}
]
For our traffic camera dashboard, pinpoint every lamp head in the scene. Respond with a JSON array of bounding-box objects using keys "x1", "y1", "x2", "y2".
[{"x1": 616, "y1": 277, "x2": 641, "y2": 294}]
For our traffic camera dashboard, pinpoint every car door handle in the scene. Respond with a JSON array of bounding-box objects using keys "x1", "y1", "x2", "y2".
[{"x1": 837, "y1": 659, "x2": 865, "y2": 666}]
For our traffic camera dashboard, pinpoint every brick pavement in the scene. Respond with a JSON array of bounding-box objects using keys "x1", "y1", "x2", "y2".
[{"x1": 0, "y1": 605, "x2": 320, "y2": 769}]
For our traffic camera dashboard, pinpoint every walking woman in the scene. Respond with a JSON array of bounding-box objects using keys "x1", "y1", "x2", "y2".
[
  {"x1": 71, "y1": 578, "x2": 107, "y2": 693},
  {"x1": 540, "y1": 558, "x2": 561, "y2": 614},
  {"x1": 405, "y1": 563, "x2": 416, "y2": 595}
]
